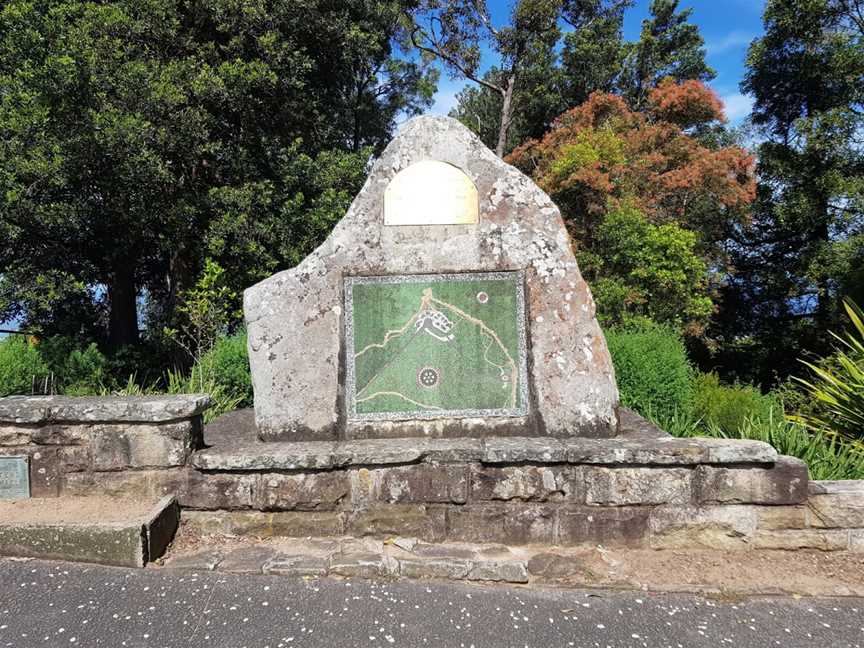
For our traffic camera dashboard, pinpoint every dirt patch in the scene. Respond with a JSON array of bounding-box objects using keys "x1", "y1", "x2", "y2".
[{"x1": 0, "y1": 497, "x2": 160, "y2": 525}]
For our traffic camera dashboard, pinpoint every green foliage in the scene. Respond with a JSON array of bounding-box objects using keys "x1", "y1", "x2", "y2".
[
  {"x1": 191, "y1": 331, "x2": 253, "y2": 410},
  {"x1": 0, "y1": 0, "x2": 435, "y2": 348},
  {"x1": 606, "y1": 321, "x2": 694, "y2": 420},
  {"x1": 656, "y1": 410, "x2": 864, "y2": 481},
  {"x1": 791, "y1": 299, "x2": 864, "y2": 441},
  {"x1": 105, "y1": 368, "x2": 242, "y2": 425},
  {"x1": 165, "y1": 259, "x2": 239, "y2": 363},
  {"x1": 621, "y1": 0, "x2": 716, "y2": 108},
  {"x1": 586, "y1": 203, "x2": 714, "y2": 333},
  {"x1": 692, "y1": 372, "x2": 779, "y2": 436},
  {"x1": 36, "y1": 337, "x2": 109, "y2": 395},
  {"x1": 0, "y1": 336, "x2": 49, "y2": 396}
]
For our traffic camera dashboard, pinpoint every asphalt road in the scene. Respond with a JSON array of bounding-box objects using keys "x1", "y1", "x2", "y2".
[{"x1": 1, "y1": 558, "x2": 862, "y2": 648}]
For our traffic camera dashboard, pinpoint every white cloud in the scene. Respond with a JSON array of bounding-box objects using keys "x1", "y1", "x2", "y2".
[
  {"x1": 706, "y1": 31, "x2": 757, "y2": 56},
  {"x1": 721, "y1": 92, "x2": 755, "y2": 122}
]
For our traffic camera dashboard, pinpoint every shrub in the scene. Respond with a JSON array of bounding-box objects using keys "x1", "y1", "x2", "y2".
[
  {"x1": 191, "y1": 330, "x2": 253, "y2": 409},
  {"x1": 692, "y1": 372, "x2": 780, "y2": 435},
  {"x1": 790, "y1": 299, "x2": 864, "y2": 441},
  {"x1": 0, "y1": 336, "x2": 49, "y2": 396},
  {"x1": 37, "y1": 337, "x2": 109, "y2": 395},
  {"x1": 606, "y1": 321, "x2": 694, "y2": 420}
]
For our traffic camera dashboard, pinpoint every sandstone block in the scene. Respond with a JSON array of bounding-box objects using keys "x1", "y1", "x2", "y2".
[
  {"x1": 57, "y1": 445, "x2": 91, "y2": 473},
  {"x1": 470, "y1": 465, "x2": 582, "y2": 502},
  {"x1": 183, "y1": 471, "x2": 254, "y2": 509},
  {"x1": 264, "y1": 555, "x2": 329, "y2": 577},
  {"x1": 755, "y1": 506, "x2": 809, "y2": 530},
  {"x1": 807, "y1": 481, "x2": 864, "y2": 528},
  {"x1": 583, "y1": 466, "x2": 692, "y2": 505},
  {"x1": 329, "y1": 552, "x2": 397, "y2": 578},
  {"x1": 563, "y1": 437, "x2": 777, "y2": 466},
  {"x1": 63, "y1": 468, "x2": 187, "y2": 500},
  {"x1": 694, "y1": 457, "x2": 808, "y2": 505},
  {"x1": 374, "y1": 464, "x2": 469, "y2": 504},
  {"x1": 752, "y1": 529, "x2": 849, "y2": 551},
  {"x1": 557, "y1": 506, "x2": 650, "y2": 547},
  {"x1": 466, "y1": 560, "x2": 529, "y2": 583},
  {"x1": 0, "y1": 395, "x2": 210, "y2": 424},
  {"x1": 502, "y1": 505, "x2": 557, "y2": 544},
  {"x1": 482, "y1": 437, "x2": 567, "y2": 464},
  {"x1": 399, "y1": 557, "x2": 473, "y2": 580},
  {"x1": 218, "y1": 546, "x2": 281, "y2": 574},
  {"x1": 345, "y1": 505, "x2": 446, "y2": 542},
  {"x1": 181, "y1": 510, "x2": 344, "y2": 537},
  {"x1": 851, "y1": 530, "x2": 864, "y2": 553},
  {"x1": 649, "y1": 505, "x2": 757, "y2": 550},
  {"x1": 256, "y1": 472, "x2": 350, "y2": 511},
  {"x1": 526, "y1": 553, "x2": 593, "y2": 581},
  {"x1": 445, "y1": 505, "x2": 508, "y2": 544},
  {"x1": 163, "y1": 549, "x2": 224, "y2": 571}
]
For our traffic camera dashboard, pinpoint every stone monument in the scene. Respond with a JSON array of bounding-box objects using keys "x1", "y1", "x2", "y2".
[{"x1": 244, "y1": 116, "x2": 618, "y2": 442}]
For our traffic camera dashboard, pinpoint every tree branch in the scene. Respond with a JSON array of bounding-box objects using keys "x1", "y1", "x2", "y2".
[{"x1": 410, "y1": 25, "x2": 505, "y2": 95}]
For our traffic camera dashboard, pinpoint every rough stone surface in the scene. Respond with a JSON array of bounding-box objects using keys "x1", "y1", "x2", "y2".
[
  {"x1": 345, "y1": 505, "x2": 446, "y2": 542},
  {"x1": 482, "y1": 437, "x2": 567, "y2": 463},
  {"x1": 329, "y1": 552, "x2": 397, "y2": 578},
  {"x1": 752, "y1": 529, "x2": 850, "y2": 551},
  {"x1": 564, "y1": 437, "x2": 777, "y2": 466},
  {"x1": 807, "y1": 481, "x2": 864, "y2": 528},
  {"x1": 851, "y1": 530, "x2": 864, "y2": 553},
  {"x1": 182, "y1": 510, "x2": 345, "y2": 538},
  {"x1": 694, "y1": 457, "x2": 808, "y2": 505},
  {"x1": 244, "y1": 115, "x2": 618, "y2": 441},
  {"x1": 218, "y1": 546, "x2": 281, "y2": 574},
  {"x1": 256, "y1": 472, "x2": 350, "y2": 511},
  {"x1": 372, "y1": 464, "x2": 469, "y2": 504},
  {"x1": 264, "y1": 554, "x2": 329, "y2": 577},
  {"x1": 470, "y1": 466, "x2": 580, "y2": 502},
  {"x1": 755, "y1": 506, "x2": 809, "y2": 530},
  {"x1": 557, "y1": 506, "x2": 650, "y2": 547},
  {"x1": 526, "y1": 552, "x2": 593, "y2": 580},
  {"x1": 183, "y1": 471, "x2": 255, "y2": 510},
  {"x1": 466, "y1": 560, "x2": 529, "y2": 583},
  {"x1": 583, "y1": 466, "x2": 692, "y2": 505},
  {"x1": 649, "y1": 506, "x2": 758, "y2": 550},
  {"x1": 399, "y1": 557, "x2": 473, "y2": 579},
  {"x1": 162, "y1": 548, "x2": 224, "y2": 571},
  {"x1": 0, "y1": 395, "x2": 210, "y2": 424}
]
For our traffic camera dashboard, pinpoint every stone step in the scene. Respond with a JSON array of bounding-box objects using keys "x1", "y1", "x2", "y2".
[{"x1": 0, "y1": 495, "x2": 179, "y2": 568}]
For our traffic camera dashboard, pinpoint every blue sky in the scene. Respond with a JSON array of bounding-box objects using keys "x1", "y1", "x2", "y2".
[{"x1": 427, "y1": 0, "x2": 766, "y2": 125}]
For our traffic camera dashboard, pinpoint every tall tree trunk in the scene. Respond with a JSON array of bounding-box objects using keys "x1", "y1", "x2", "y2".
[
  {"x1": 107, "y1": 268, "x2": 139, "y2": 349},
  {"x1": 495, "y1": 74, "x2": 517, "y2": 158}
]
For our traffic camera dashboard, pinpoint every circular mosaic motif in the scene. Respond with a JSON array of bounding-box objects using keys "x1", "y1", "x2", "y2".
[
  {"x1": 417, "y1": 366, "x2": 440, "y2": 389},
  {"x1": 476, "y1": 291, "x2": 489, "y2": 304}
]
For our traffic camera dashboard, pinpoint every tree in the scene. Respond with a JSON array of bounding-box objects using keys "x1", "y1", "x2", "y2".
[
  {"x1": 713, "y1": 0, "x2": 864, "y2": 384},
  {"x1": 409, "y1": 0, "x2": 563, "y2": 156},
  {"x1": 622, "y1": 0, "x2": 716, "y2": 109},
  {"x1": 507, "y1": 81, "x2": 756, "y2": 334},
  {"x1": 0, "y1": 0, "x2": 435, "y2": 352}
]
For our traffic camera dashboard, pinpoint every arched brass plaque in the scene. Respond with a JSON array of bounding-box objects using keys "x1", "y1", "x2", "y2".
[{"x1": 384, "y1": 160, "x2": 479, "y2": 226}]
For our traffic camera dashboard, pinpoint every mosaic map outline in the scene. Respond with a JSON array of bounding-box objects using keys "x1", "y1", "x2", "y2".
[{"x1": 344, "y1": 271, "x2": 529, "y2": 421}]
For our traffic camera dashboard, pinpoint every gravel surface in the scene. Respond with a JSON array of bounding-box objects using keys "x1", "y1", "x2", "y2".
[{"x1": 1, "y1": 557, "x2": 862, "y2": 648}]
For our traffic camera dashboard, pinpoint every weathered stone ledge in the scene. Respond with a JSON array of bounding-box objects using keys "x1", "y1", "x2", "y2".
[
  {"x1": 190, "y1": 435, "x2": 778, "y2": 471},
  {"x1": 0, "y1": 395, "x2": 211, "y2": 424},
  {"x1": 0, "y1": 495, "x2": 179, "y2": 567}
]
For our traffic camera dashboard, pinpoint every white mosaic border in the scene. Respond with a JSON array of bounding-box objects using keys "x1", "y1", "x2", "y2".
[{"x1": 344, "y1": 271, "x2": 529, "y2": 421}]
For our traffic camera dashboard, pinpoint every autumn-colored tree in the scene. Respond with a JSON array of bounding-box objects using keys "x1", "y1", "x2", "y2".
[{"x1": 507, "y1": 80, "x2": 755, "y2": 334}]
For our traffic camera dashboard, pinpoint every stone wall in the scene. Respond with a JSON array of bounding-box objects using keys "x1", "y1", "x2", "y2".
[
  {"x1": 0, "y1": 395, "x2": 209, "y2": 498},
  {"x1": 2, "y1": 396, "x2": 862, "y2": 554}
]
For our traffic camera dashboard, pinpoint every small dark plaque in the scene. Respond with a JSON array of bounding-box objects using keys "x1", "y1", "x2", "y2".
[{"x1": 0, "y1": 456, "x2": 30, "y2": 499}]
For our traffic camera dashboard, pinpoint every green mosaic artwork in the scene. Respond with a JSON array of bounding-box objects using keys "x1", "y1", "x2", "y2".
[{"x1": 345, "y1": 272, "x2": 528, "y2": 420}]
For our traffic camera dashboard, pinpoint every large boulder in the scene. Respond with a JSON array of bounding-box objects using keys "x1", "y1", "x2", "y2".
[{"x1": 244, "y1": 116, "x2": 618, "y2": 441}]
